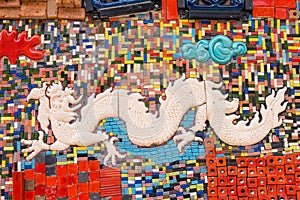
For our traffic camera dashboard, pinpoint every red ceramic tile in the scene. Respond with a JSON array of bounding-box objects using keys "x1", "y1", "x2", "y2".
[
  {"x1": 227, "y1": 186, "x2": 237, "y2": 196},
  {"x1": 78, "y1": 161, "x2": 89, "y2": 172},
  {"x1": 236, "y1": 157, "x2": 247, "y2": 167},
  {"x1": 56, "y1": 165, "x2": 67, "y2": 176},
  {"x1": 218, "y1": 187, "x2": 228, "y2": 197},
  {"x1": 67, "y1": 185, "x2": 78, "y2": 197},
  {"x1": 79, "y1": 193, "x2": 90, "y2": 200},
  {"x1": 46, "y1": 187, "x2": 56, "y2": 200},
  {"x1": 69, "y1": 198, "x2": 78, "y2": 200},
  {"x1": 24, "y1": 191, "x2": 35, "y2": 200},
  {"x1": 78, "y1": 182, "x2": 89, "y2": 193},
  {"x1": 57, "y1": 187, "x2": 67, "y2": 198},
  {"x1": 13, "y1": 172, "x2": 24, "y2": 200},
  {"x1": 253, "y1": 6, "x2": 275, "y2": 18},
  {"x1": 35, "y1": 185, "x2": 45, "y2": 196},
  {"x1": 67, "y1": 164, "x2": 78, "y2": 175},
  {"x1": 68, "y1": 175, "x2": 78, "y2": 185},
  {"x1": 207, "y1": 177, "x2": 218, "y2": 187},
  {"x1": 46, "y1": 176, "x2": 57, "y2": 187},
  {"x1": 24, "y1": 169, "x2": 35, "y2": 180},
  {"x1": 89, "y1": 160, "x2": 100, "y2": 171},
  {"x1": 57, "y1": 175, "x2": 68, "y2": 187},
  {"x1": 161, "y1": 0, "x2": 167, "y2": 19},
  {"x1": 89, "y1": 171, "x2": 100, "y2": 182},
  {"x1": 35, "y1": 163, "x2": 46, "y2": 173},
  {"x1": 274, "y1": 0, "x2": 296, "y2": 8},
  {"x1": 253, "y1": 0, "x2": 274, "y2": 6},
  {"x1": 217, "y1": 157, "x2": 227, "y2": 166},
  {"x1": 0, "y1": 29, "x2": 44, "y2": 64},
  {"x1": 35, "y1": 173, "x2": 45, "y2": 185},
  {"x1": 89, "y1": 181, "x2": 100, "y2": 193},
  {"x1": 275, "y1": 8, "x2": 288, "y2": 19}
]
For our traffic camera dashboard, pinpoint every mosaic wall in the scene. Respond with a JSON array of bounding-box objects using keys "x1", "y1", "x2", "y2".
[{"x1": 1, "y1": 5, "x2": 300, "y2": 200}]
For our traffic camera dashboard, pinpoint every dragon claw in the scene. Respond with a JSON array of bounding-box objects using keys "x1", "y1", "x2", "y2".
[
  {"x1": 174, "y1": 128, "x2": 202, "y2": 153},
  {"x1": 21, "y1": 131, "x2": 49, "y2": 161},
  {"x1": 103, "y1": 137, "x2": 126, "y2": 166}
]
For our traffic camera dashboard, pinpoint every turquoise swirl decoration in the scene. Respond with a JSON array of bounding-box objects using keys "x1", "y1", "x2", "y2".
[{"x1": 181, "y1": 35, "x2": 247, "y2": 64}]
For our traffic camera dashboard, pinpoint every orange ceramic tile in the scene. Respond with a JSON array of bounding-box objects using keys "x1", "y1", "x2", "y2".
[
  {"x1": 46, "y1": 176, "x2": 57, "y2": 187},
  {"x1": 247, "y1": 167, "x2": 257, "y2": 177},
  {"x1": 56, "y1": 165, "x2": 67, "y2": 176},
  {"x1": 286, "y1": 185, "x2": 297, "y2": 195},
  {"x1": 228, "y1": 166, "x2": 238, "y2": 176},
  {"x1": 12, "y1": 172, "x2": 24, "y2": 200},
  {"x1": 217, "y1": 157, "x2": 226, "y2": 166},
  {"x1": 204, "y1": 138, "x2": 215, "y2": 148},
  {"x1": 237, "y1": 168, "x2": 247, "y2": 177},
  {"x1": 206, "y1": 148, "x2": 216, "y2": 157},
  {"x1": 228, "y1": 196, "x2": 238, "y2": 200},
  {"x1": 207, "y1": 177, "x2": 218, "y2": 187},
  {"x1": 161, "y1": 0, "x2": 167, "y2": 19},
  {"x1": 285, "y1": 154, "x2": 295, "y2": 164},
  {"x1": 256, "y1": 158, "x2": 266, "y2": 167},
  {"x1": 267, "y1": 166, "x2": 276, "y2": 174},
  {"x1": 247, "y1": 158, "x2": 256, "y2": 167},
  {"x1": 237, "y1": 177, "x2": 246, "y2": 186},
  {"x1": 277, "y1": 175, "x2": 287, "y2": 185},
  {"x1": 218, "y1": 177, "x2": 227, "y2": 187},
  {"x1": 248, "y1": 187, "x2": 257, "y2": 197},
  {"x1": 257, "y1": 187, "x2": 267, "y2": 196},
  {"x1": 257, "y1": 167, "x2": 266, "y2": 176},
  {"x1": 89, "y1": 160, "x2": 100, "y2": 171},
  {"x1": 218, "y1": 167, "x2": 227, "y2": 176},
  {"x1": 218, "y1": 187, "x2": 228, "y2": 197},
  {"x1": 247, "y1": 178, "x2": 257, "y2": 187},
  {"x1": 89, "y1": 181, "x2": 100, "y2": 193},
  {"x1": 207, "y1": 166, "x2": 218, "y2": 176},
  {"x1": 275, "y1": 8, "x2": 289, "y2": 19},
  {"x1": 57, "y1": 187, "x2": 67, "y2": 198},
  {"x1": 35, "y1": 173, "x2": 45, "y2": 185},
  {"x1": 286, "y1": 164, "x2": 296, "y2": 174},
  {"x1": 111, "y1": 196, "x2": 122, "y2": 200},
  {"x1": 267, "y1": 185, "x2": 277, "y2": 195},
  {"x1": 276, "y1": 165, "x2": 285, "y2": 175},
  {"x1": 89, "y1": 171, "x2": 100, "y2": 182},
  {"x1": 78, "y1": 182, "x2": 89, "y2": 193},
  {"x1": 57, "y1": 175, "x2": 68, "y2": 187},
  {"x1": 237, "y1": 157, "x2": 247, "y2": 167},
  {"x1": 227, "y1": 176, "x2": 237, "y2": 186},
  {"x1": 67, "y1": 164, "x2": 78, "y2": 175},
  {"x1": 78, "y1": 161, "x2": 89, "y2": 172},
  {"x1": 295, "y1": 163, "x2": 300, "y2": 171},
  {"x1": 24, "y1": 169, "x2": 35, "y2": 180},
  {"x1": 274, "y1": 0, "x2": 296, "y2": 8},
  {"x1": 206, "y1": 157, "x2": 217, "y2": 167},
  {"x1": 237, "y1": 186, "x2": 248, "y2": 196},
  {"x1": 257, "y1": 177, "x2": 267, "y2": 186},
  {"x1": 228, "y1": 186, "x2": 237, "y2": 196},
  {"x1": 68, "y1": 175, "x2": 78, "y2": 185},
  {"x1": 67, "y1": 185, "x2": 77, "y2": 197},
  {"x1": 277, "y1": 185, "x2": 286, "y2": 195},
  {"x1": 166, "y1": 0, "x2": 178, "y2": 20},
  {"x1": 207, "y1": 187, "x2": 218, "y2": 196},
  {"x1": 266, "y1": 156, "x2": 276, "y2": 166},
  {"x1": 286, "y1": 175, "x2": 295, "y2": 184},
  {"x1": 253, "y1": 6, "x2": 274, "y2": 18},
  {"x1": 267, "y1": 175, "x2": 277, "y2": 185}
]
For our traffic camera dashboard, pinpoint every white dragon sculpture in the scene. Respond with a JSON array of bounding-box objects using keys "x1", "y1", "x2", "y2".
[{"x1": 22, "y1": 75, "x2": 287, "y2": 165}]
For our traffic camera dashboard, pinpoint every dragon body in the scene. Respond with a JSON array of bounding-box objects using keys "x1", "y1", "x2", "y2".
[{"x1": 22, "y1": 75, "x2": 287, "y2": 165}]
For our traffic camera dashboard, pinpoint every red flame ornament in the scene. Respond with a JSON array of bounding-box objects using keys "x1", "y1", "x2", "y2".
[{"x1": 0, "y1": 29, "x2": 44, "y2": 64}]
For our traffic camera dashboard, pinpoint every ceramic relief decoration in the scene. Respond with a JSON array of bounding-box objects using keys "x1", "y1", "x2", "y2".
[{"x1": 1, "y1": 0, "x2": 300, "y2": 199}]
